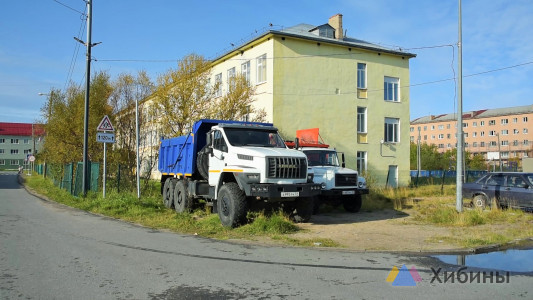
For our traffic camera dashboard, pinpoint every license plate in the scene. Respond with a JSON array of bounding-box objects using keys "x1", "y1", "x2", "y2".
[
  {"x1": 342, "y1": 190, "x2": 355, "y2": 195},
  {"x1": 281, "y1": 192, "x2": 299, "y2": 197}
]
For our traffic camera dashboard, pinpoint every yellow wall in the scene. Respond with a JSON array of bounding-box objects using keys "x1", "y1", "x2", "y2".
[{"x1": 271, "y1": 36, "x2": 412, "y2": 187}]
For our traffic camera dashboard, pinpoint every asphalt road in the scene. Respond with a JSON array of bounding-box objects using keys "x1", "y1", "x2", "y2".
[{"x1": 1, "y1": 171, "x2": 531, "y2": 299}]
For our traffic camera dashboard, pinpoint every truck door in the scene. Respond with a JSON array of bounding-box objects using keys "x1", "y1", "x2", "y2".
[{"x1": 208, "y1": 130, "x2": 227, "y2": 186}]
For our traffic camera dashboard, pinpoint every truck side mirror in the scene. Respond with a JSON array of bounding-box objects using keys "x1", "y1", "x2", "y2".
[
  {"x1": 341, "y1": 153, "x2": 345, "y2": 168},
  {"x1": 205, "y1": 147, "x2": 213, "y2": 155},
  {"x1": 294, "y1": 137, "x2": 299, "y2": 149}
]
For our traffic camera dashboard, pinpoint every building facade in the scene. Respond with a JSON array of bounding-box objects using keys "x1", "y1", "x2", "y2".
[
  {"x1": 207, "y1": 14, "x2": 416, "y2": 187},
  {"x1": 410, "y1": 105, "x2": 533, "y2": 167},
  {"x1": 0, "y1": 122, "x2": 44, "y2": 170}
]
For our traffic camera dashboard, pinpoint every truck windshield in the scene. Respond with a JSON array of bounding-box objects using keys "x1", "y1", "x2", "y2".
[
  {"x1": 224, "y1": 128, "x2": 286, "y2": 148},
  {"x1": 304, "y1": 150, "x2": 339, "y2": 167}
]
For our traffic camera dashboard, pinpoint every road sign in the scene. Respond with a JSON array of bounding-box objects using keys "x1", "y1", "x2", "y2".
[
  {"x1": 97, "y1": 115, "x2": 114, "y2": 132},
  {"x1": 96, "y1": 132, "x2": 116, "y2": 143},
  {"x1": 28, "y1": 155, "x2": 35, "y2": 162}
]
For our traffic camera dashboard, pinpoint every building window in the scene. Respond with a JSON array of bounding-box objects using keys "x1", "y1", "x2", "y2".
[
  {"x1": 438, "y1": 144, "x2": 444, "y2": 148},
  {"x1": 463, "y1": 123, "x2": 468, "y2": 128},
  {"x1": 501, "y1": 152, "x2": 509, "y2": 158},
  {"x1": 447, "y1": 134, "x2": 451, "y2": 139},
  {"x1": 480, "y1": 121, "x2": 485, "y2": 126},
  {"x1": 501, "y1": 129, "x2": 508, "y2": 135},
  {"x1": 524, "y1": 117, "x2": 529, "y2": 122},
  {"x1": 501, "y1": 140, "x2": 508, "y2": 146},
  {"x1": 524, "y1": 140, "x2": 530, "y2": 146},
  {"x1": 438, "y1": 134, "x2": 444, "y2": 139},
  {"x1": 11, "y1": 160, "x2": 19, "y2": 165},
  {"x1": 514, "y1": 129, "x2": 520, "y2": 134},
  {"x1": 513, "y1": 118, "x2": 518, "y2": 123},
  {"x1": 473, "y1": 132, "x2": 477, "y2": 137},
  {"x1": 424, "y1": 135, "x2": 427, "y2": 140},
  {"x1": 357, "y1": 107, "x2": 367, "y2": 133},
  {"x1": 0, "y1": 159, "x2": 4, "y2": 165},
  {"x1": 490, "y1": 141, "x2": 497, "y2": 147},
  {"x1": 524, "y1": 128, "x2": 529, "y2": 134},
  {"x1": 513, "y1": 140, "x2": 519, "y2": 146},
  {"x1": 384, "y1": 118, "x2": 400, "y2": 143},
  {"x1": 241, "y1": 61, "x2": 250, "y2": 83},
  {"x1": 431, "y1": 135, "x2": 435, "y2": 140},
  {"x1": 384, "y1": 76, "x2": 399, "y2": 102},
  {"x1": 472, "y1": 122, "x2": 477, "y2": 127},
  {"x1": 256, "y1": 54, "x2": 267, "y2": 83},
  {"x1": 357, "y1": 63, "x2": 367, "y2": 89},
  {"x1": 11, "y1": 139, "x2": 19, "y2": 144},
  {"x1": 464, "y1": 143, "x2": 469, "y2": 148},
  {"x1": 431, "y1": 125, "x2": 435, "y2": 130},
  {"x1": 23, "y1": 149, "x2": 32, "y2": 154},
  {"x1": 489, "y1": 120, "x2": 495, "y2": 125},
  {"x1": 410, "y1": 127, "x2": 414, "y2": 132},
  {"x1": 0, "y1": 138, "x2": 4, "y2": 144},
  {"x1": 489, "y1": 131, "x2": 496, "y2": 136},
  {"x1": 10, "y1": 149, "x2": 19, "y2": 154},
  {"x1": 0, "y1": 149, "x2": 3, "y2": 154},
  {"x1": 481, "y1": 142, "x2": 485, "y2": 147},
  {"x1": 480, "y1": 131, "x2": 485, "y2": 137},
  {"x1": 214, "y1": 73, "x2": 222, "y2": 97},
  {"x1": 356, "y1": 151, "x2": 367, "y2": 174},
  {"x1": 410, "y1": 136, "x2": 414, "y2": 142},
  {"x1": 438, "y1": 125, "x2": 444, "y2": 130},
  {"x1": 473, "y1": 142, "x2": 478, "y2": 147},
  {"x1": 501, "y1": 119, "x2": 508, "y2": 125},
  {"x1": 23, "y1": 139, "x2": 30, "y2": 144},
  {"x1": 447, "y1": 143, "x2": 452, "y2": 148},
  {"x1": 227, "y1": 67, "x2": 236, "y2": 92},
  {"x1": 423, "y1": 126, "x2": 427, "y2": 131},
  {"x1": 464, "y1": 133, "x2": 469, "y2": 138}
]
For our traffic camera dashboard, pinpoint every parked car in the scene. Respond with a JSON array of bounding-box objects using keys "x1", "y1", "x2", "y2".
[{"x1": 462, "y1": 172, "x2": 533, "y2": 211}]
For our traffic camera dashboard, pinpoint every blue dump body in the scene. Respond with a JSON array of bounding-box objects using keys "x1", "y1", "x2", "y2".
[{"x1": 158, "y1": 119, "x2": 273, "y2": 176}]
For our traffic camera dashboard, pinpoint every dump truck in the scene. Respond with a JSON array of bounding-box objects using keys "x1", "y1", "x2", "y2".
[
  {"x1": 158, "y1": 119, "x2": 321, "y2": 227},
  {"x1": 286, "y1": 128, "x2": 369, "y2": 213}
]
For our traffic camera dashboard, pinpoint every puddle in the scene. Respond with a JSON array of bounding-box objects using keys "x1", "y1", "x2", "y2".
[{"x1": 433, "y1": 248, "x2": 533, "y2": 273}]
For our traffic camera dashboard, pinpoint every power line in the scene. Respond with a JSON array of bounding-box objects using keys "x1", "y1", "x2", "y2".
[
  {"x1": 64, "y1": 7, "x2": 87, "y2": 91},
  {"x1": 52, "y1": 0, "x2": 85, "y2": 15}
]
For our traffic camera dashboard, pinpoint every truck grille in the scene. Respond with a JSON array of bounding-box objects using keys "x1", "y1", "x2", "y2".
[
  {"x1": 267, "y1": 157, "x2": 307, "y2": 179},
  {"x1": 335, "y1": 174, "x2": 358, "y2": 187}
]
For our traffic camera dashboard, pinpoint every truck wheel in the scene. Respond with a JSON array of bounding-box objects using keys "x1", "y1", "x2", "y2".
[
  {"x1": 288, "y1": 197, "x2": 313, "y2": 223},
  {"x1": 174, "y1": 180, "x2": 193, "y2": 213},
  {"x1": 196, "y1": 146, "x2": 210, "y2": 180},
  {"x1": 162, "y1": 178, "x2": 175, "y2": 209},
  {"x1": 343, "y1": 195, "x2": 362, "y2": 213},
  {"x1": 217, "y1": 182, "x2": 248, "y2": 228}
]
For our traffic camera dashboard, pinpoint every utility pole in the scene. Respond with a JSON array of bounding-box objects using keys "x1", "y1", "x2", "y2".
[
  {"x1": 82, "y1": 0, "x2": 92, "y2": 196},
  {"x1": 135, "y1": 97, "x2": 141, "y2": 199},
  {"x1": 456, "y1": 0, "x2": 464, "y2": 213}
]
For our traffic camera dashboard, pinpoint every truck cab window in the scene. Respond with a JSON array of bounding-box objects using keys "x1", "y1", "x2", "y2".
[{"x1": 213, "y1": 130, "x2": 227, "y2": 152}]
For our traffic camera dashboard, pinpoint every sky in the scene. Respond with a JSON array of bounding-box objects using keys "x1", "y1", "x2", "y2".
[{"x1": 1, "y1": 0, "x2": 532, "y2": 124}]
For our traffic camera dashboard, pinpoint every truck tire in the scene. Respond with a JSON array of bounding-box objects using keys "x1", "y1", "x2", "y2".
[
  {"x1": 162, "y1": 178, "x2": 175, "y2": 209},
  {"x1": 174, "y1": 180, "x2": 193, "y2": 213},
  {"x1": 288, "y1": 197, "x2": 313, "y2": 223},
  {"x1": 196, "y1": 146, "x2": 210, "y2": 180},
  {"x1": 217, "y1": 182, "x2": 248, "y2": 228},
  {"x1": 343, "y1": 195, "x2": 362, "y2": 213}
]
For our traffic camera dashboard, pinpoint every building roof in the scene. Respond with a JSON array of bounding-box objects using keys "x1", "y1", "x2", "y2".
[
  {"x1": 410, "y1": 104, "x2": 533, "y2": 124},
  {"x1": 0, "y1": 122, "x2": 45, "y2": 136},
  {"x1": 212, "y1": 22, "x2": 416, "y2": 63}
]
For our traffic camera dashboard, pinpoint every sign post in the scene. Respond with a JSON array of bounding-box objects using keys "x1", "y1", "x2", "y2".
[{"x1": 97, "y1": 115, "x2": 115, "y2": 198}]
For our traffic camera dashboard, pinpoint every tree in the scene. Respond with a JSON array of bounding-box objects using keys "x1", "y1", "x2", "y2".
[{"x1": 41, "y1": 71, "x2": 113, "y2": 165}]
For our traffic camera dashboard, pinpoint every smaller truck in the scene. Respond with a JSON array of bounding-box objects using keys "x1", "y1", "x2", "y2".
[
  {"x1": 286, "y1": 128, "x2": 369, "y2": 213},
  {"x1": 158, "y1": 119, "x2": 321, "y2": 227}
]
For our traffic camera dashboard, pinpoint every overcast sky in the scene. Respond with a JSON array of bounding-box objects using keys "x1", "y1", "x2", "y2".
[{"x1": 1, "y1": 0, "x2": 532, "y2": 124}]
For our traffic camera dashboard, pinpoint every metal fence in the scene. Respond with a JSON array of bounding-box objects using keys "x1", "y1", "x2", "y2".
[{"x1": 410, "y1": 170, "x2": 489, "y2": 186}]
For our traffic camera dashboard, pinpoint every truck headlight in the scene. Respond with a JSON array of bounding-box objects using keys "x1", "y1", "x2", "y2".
[
  {"x1": 307, "y1": 173, "x2": 314, "y2": 183},
  {"x1": 246, "y1": 173, "x2": 260, "y2": 183},
  {"x1": 321, "y1": 182, "x2": 327, "y2": 189}
]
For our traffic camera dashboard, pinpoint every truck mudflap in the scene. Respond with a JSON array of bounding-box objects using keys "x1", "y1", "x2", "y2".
[
  {"x1": 321, "y1": 188, "x2": 369, "y2": 196},
  {"x1": 247, "y1": 183, "x2": 322, "y2": 199}
]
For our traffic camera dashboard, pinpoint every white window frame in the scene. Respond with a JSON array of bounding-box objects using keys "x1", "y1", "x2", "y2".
[
  {"x1": 0, "y1": 138, "x2": 4, "y2": 144},
  {"x1": 384, "y1": 117, "x2": 400, "y2": 143},
  {"x1": 384, "y1": 76, "x2": 400, "y2": 102},
  {"x1": 227, "y1": 67, "x2": 236, "y2": 92},
  {"x1": 356, "y1": 151, "x2": 367, "y2": 173},
  {"x1": 501, "y1": 119, "x2": 508, "y2": 125},
  {"x1": 501, "y1": 129, "x2": 508, "y2": 135},
  {"x1": 0, "y1": 159, "x2": 4, "y2": 165},
  {"x1": 357, "y1": 107, "x2": 367, "y2": 133},
  {"x1": 214, "y1": 73, "x2": 222, "y2": 97},
  {"x1": 11, "y1": 160, "x2": 19, "y2": 165},
  {"x1": 11, "y1": 139, "x2": 19, "y2": 144},
  {"x1": 256, "y1": 54, "x2": 267, "y2": 84},
  {"x1": 10, "y1": 149, "x2": 19, "y2": 154},
  {"x1": 241, "y1": 60, "x2": 250, "y2": 83},
  {"x1": 357, "y1": 63, "x2": 367, "y2": 89}
]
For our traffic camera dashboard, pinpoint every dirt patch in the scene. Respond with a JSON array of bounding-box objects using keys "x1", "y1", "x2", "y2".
[{"x1": 289, "y1": 209, "x2": 460, "y2": 252}]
